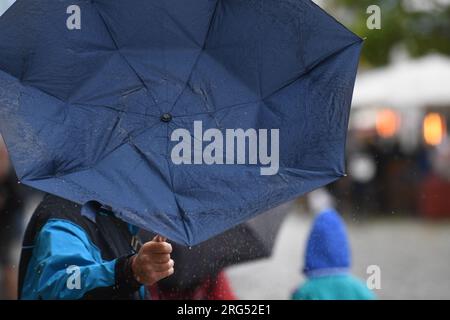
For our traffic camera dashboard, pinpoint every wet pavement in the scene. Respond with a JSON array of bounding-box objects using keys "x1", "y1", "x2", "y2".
[{"x1": 226, "y1": 209, "x2": 450, "y2": 300}]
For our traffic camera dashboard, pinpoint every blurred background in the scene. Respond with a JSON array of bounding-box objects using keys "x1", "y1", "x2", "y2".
[{"x1": 1, "y1": 0, "x2": 449, "y2": 299}]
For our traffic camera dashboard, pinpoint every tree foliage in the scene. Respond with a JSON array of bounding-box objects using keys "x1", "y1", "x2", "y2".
[{"x1": 328, "y1": 0, "x2": 450, "y2": 66}]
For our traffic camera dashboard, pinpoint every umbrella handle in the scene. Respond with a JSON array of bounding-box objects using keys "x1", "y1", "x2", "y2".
[{"x1": 154, "y1": 235, "x2": 167, "y2": 243}]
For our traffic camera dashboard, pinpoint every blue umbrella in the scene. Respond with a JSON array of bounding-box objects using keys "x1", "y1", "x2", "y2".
[{"x1": 0, "y1": 0, "x2": 362, "y2": 245}]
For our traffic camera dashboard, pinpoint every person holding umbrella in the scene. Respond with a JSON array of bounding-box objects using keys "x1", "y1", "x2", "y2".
[
  {"x1": 1, "y1": 0, "x2": 363, "y2": 300},
  {"x1": 19, "y1": 195, "x2": 174, "y2": 300}
]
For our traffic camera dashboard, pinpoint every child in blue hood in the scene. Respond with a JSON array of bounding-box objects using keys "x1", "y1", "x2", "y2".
[{"x1": 292, "y1": 207, "x2": 376, "y2": 300}]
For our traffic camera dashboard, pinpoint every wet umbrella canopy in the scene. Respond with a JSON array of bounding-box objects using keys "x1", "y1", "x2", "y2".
[{"x1": 0, "y1": 0, "x2": 362, "y2": 245}]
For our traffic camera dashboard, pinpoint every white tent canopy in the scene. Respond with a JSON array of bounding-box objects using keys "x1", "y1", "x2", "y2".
[
  {"x1": 0, "y1": 0, "x2": 15, "y2": 17},
  {"x1": 352, "y1": 54, "x2": 450, "y2": 109}
]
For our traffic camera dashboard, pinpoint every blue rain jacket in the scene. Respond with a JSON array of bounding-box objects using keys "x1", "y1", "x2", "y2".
[
  {"x1": 19, "y1": 195, "x2": 145, "y2": 300},
  {"x1": 292, "y1": 209, "x2": 375, "y2": 300}
]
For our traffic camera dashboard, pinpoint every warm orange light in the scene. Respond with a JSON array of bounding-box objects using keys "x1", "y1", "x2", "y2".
[
  {"x1": 423, "y1": 113, "x2": 447, "y2": 146},
  {"x1": 376, "y1": 109, "x2": 400, "y2": 138}
]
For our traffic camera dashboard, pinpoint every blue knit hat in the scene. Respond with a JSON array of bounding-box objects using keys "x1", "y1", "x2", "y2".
[{"x1": 303, "y1": 208, "x2": 351, "y2": 277}]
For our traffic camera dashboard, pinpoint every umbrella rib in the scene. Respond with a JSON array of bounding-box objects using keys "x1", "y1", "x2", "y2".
[
  {"x1": 21, "y1": 120, "x2": 154, "y2": 183},
  {"x1": 127, "y1": 138, "x2": 174, "y2": 190},
  {"x1": 17, "y1": 79, "x2": 66, "y2": 104},
  {"x1": 166, "y1": 0, "x2": 221, "y2": 116},
  {"x1": 262, "y1": 39, "x2": 363, "y2": 101},
  {"x1": 172, "y1": 99, "x2": 259, "y2": 118},
  {"x1": 169, "y1": 42, "x2": 362, "y2": 119},
  {"x1": 23, "y1": 133, "x2": 172, "y2": 191},
  {"x1": 148, "y1": 3, "x2": 203, "y2": 49},
  {"x1": 164, "y1": 123, "x2": 192, "y2": 244},
  {"x1": 91, "y1": 3, "x2": 162, "y2": 115},
  {"x1": 72, "y1": 102, "x2": 160, "y2": 119},
  {"x1": 0, "y1": 64, "x2": 67, "y2": 105}
]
